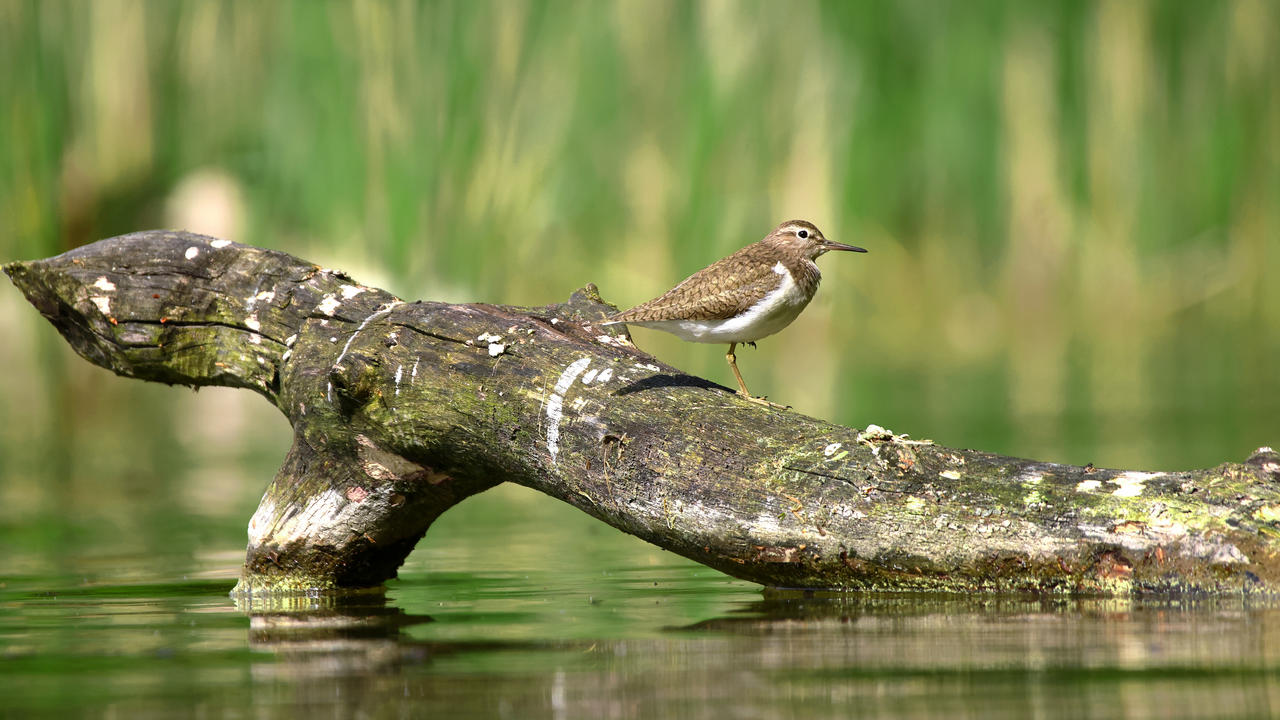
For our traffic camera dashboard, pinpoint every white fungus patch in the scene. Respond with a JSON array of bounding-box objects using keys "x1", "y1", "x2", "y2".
[
  {"x1": 596, "y1": 334, "x2": 631, "y2": 348},
  {"x1": 89, "y1": 296, "x2": 111, "y2": 316},
  {"x1": 857, "y1": 425, "x2": 896, "y2": 443},
  {"x1": 210, "y1": 239, "x2": 232, "y2": 249},
  {"x1": 92, "y1": 276, "x2": 116, "y2": 292},
  {"x1": 245, "y1": 314, "x2": 261, "y2": 332},
  {"x1": 596, "y1": 368, "x2": 613, "y2": 383},
  {"x1": 285, "y1": 334, "x2": 297, "y2": 347},
  {"x1": 185, "y1": 246, "x2": 200, "y2": 260},
  {"x1": 582, "y1": 368, "x2": 600, "y2": 384},
  {"x1": 339, "y1": 284, "x2": 365, "y2": 300},
  {"x1": 1076, "y1": 479, "x2": 1103, "y2": 492},
  {"x1": 394, "y1": 364, "x2": 403, "y2": 396},
  {"x1": 255, "y1": 290, "x2": 275, "y2": 303},
  {"x1": 823, "y1": 442, "x2": 843, "y2": 457},
  {"x1": 1111, "y1": 471, "x2": 1163, "y2": 498},
  {"x1": 249, "y1": 333, "x2": 262, "y2": 345},
  {"x1": 940, "y1": 470, "x2": 961, "y2": 480},
  {"x1": 546, "y1": 357, "x2": 591, "y2": 463},
  {"x1": 318, "y1": 295, "x2": 341, "y2": 316},
  {"x1": 476, "y1": 332, "x2": 506, "y2": 357}
]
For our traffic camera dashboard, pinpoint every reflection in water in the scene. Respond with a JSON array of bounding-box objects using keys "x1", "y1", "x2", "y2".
[
  {"x1": 4, "y1": 484, "x2": 1278, "y2": 718},
  {"x1": 240, "y1": 591, "x2": 431, "y2": 680},
  {"x1": 227, "y1": 584, "x2": 1280, "y2": 719}
]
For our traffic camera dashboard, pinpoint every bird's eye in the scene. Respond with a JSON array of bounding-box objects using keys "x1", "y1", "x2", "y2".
[{"x1": 797, "y1": 229, "x2": 809, "y2": 239}]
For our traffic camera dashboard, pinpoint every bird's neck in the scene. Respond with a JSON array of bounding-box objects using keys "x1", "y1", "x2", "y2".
[{"x1": 779, "y1": 254, "x2": 821, "y2": 299}]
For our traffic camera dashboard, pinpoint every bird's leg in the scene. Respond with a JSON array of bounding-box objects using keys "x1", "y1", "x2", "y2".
[
  {"x1": 726, "y1": 343, "x2": 750, "y2": 396},
  {"x1": 725, "y1": 343, "x2": 786, "y2": 408}
]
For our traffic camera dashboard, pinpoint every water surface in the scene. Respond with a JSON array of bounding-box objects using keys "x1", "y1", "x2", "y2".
[{"x1": 4, "y1": 483, "x2": 1278, "y2": 719}]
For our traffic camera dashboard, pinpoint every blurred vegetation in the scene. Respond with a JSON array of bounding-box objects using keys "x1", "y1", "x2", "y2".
[{"x1": 0, "y1": 0, "x2": 1277, "y2": 566}]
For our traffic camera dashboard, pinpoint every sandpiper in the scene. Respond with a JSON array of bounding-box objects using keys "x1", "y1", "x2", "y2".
[{"x1": 604, "y1": 219, "x2": 866, "y2": 405}]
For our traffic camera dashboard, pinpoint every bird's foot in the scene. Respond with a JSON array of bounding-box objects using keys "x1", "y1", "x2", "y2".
[
  {"x1": 745, "y1": 341, "x2": 758, "y2": 350},
  {"x1": 739, "y1": 392, "x2": 789, "y2": 409}
]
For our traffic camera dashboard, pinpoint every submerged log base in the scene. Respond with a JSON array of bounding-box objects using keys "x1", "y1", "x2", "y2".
[{"x1": 7, "y1": 231, "x2": 1280, "y2": 596}]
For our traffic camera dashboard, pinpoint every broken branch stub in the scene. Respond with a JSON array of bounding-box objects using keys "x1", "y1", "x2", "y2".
[{"x1": 6, "y1": 230, "x2": 1280, "y2": 596}]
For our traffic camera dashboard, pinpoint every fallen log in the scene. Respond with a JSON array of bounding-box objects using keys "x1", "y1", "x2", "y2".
[{"x1": 6, "y1": 230, "x2": 1279, "y2": 596}]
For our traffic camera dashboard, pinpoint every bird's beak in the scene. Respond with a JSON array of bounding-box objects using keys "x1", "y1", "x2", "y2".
[{"x1": 820, "y1": 240, "x2": 868, "y2": 253}]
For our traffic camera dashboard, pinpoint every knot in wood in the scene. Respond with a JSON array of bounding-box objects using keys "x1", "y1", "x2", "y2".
[{"x1": 328, "y1": 350, "x2": 383, "y2": 409}]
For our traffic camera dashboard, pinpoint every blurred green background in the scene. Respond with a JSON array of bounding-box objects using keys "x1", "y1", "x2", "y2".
[{"x1": 1, "y1": 0, "x2": 1277, "y2": 567}]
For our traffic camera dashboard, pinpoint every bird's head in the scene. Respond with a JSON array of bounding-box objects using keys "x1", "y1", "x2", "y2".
[{"x1": 767, "y1": 220, "x2": 867, "y2": 260}]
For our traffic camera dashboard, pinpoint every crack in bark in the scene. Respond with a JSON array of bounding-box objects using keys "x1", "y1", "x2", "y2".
[
  {"x1": 393, "y1": 323, "x2": 469, "y2": 346},
  {"x1": 781, "y1": 464, "x2": 864, "y2": 486},
  {"x1": 123, "y1": 318, "x2": 290, "y2": 348}
]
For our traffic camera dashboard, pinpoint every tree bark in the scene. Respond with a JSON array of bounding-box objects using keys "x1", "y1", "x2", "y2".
[{"x1": 7, "y1": 230, "x2": 1280, "y2": 596}]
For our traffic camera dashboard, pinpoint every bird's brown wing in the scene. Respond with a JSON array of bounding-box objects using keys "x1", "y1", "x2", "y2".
[{"x1": 609, "y1": 249, "x2": 781, "y2": 323}]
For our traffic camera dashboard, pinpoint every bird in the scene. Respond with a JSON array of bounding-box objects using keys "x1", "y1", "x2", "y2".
[{"x1": 603, "y1": 219, "x2": 866, "y2": 406}]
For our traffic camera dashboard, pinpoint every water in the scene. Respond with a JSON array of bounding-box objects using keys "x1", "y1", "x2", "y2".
[{"x1": 3, "y1": 483, "x2": 1279, "y2": 720}]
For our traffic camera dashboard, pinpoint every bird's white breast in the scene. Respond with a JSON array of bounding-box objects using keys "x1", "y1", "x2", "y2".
[{"x1": 642, "y1": 261, "x2": 815, "y2": 344}]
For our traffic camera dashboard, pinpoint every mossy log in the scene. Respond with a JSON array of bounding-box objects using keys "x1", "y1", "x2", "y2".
[{"x1": 7, "y1": 231, "x2": 1280, "y2": 596}]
